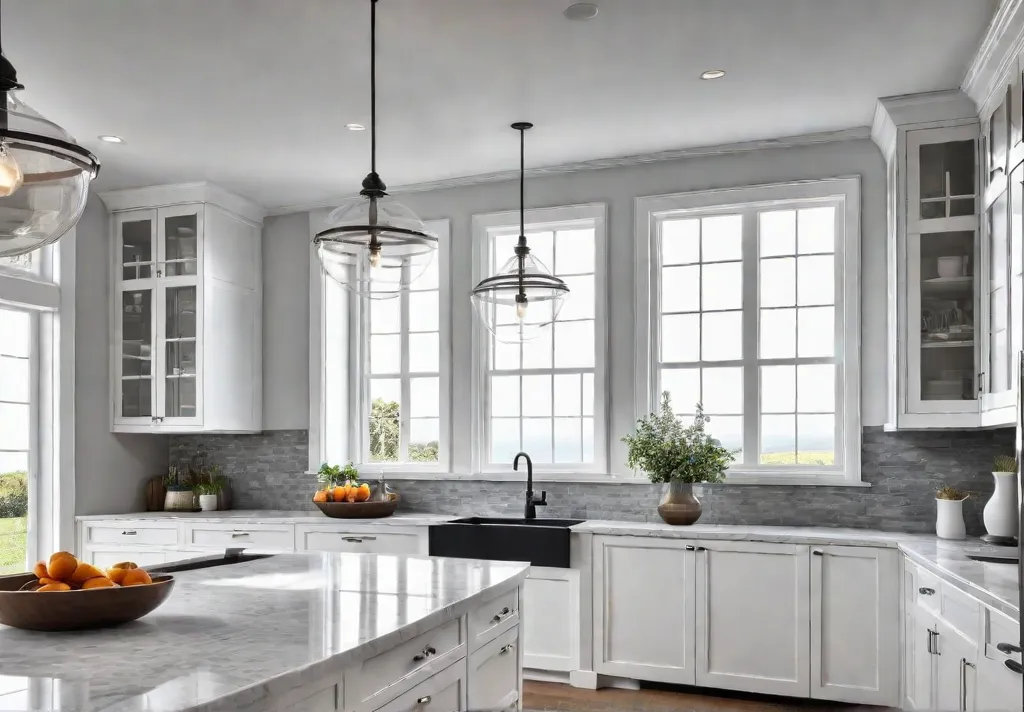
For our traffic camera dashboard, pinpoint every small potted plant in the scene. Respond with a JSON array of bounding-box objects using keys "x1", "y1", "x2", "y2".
[
  {"x1": 163, "y1": 465, "x2": 195, "y2": 511},
  {"x1": 935, "y1": 485, "x2": 970, "y2": 540},
  {"x1": 983, "y1": 455, "x2": 1019, "y2": 543},
  {"x1": 622, "y1": 393, "x2": 736, "y2": 525},
  {"x1": 194, "y1": 481, "x2": 220, "y2": 512}
]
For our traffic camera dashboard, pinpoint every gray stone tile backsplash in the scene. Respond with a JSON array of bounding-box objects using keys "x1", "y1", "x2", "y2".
[{"x1": 169, "y1": 427, "x2": 1016, "y2": 535}]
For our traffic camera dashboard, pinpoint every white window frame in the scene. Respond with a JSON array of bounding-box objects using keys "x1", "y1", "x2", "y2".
[
  {"x1": 310, "y1": 218, "x2": 451, "y2": 474},
  {"x1": 0, "y1": 236, "x2": 76, "y2": 563},
  {"x1": 634, "y1": 178, "x2": 862, "y2": 486},
  {"x1": 470, "y1": 203, "x2": 608, "y2": 476}
]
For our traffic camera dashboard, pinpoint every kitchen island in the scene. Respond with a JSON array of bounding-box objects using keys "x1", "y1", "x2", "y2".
[{"x1": 0, "y1": 552, "x2": 529, "y2": 712}]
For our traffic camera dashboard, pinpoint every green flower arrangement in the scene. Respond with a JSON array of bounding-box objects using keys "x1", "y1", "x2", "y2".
[{"x1": 622, "y1": 392, "x2": 736, "y2": 484}]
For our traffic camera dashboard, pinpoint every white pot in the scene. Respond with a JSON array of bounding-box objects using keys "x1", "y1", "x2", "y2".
[
  {"x1": 983, "y1": 472, "x2": 1019, "y2": 539},
  {"x1": 198, "y1": 494, "x2": 218, "y2": 512},
  {"x1": 935, "y1": 497, "x2": 967, "y2": 540}
]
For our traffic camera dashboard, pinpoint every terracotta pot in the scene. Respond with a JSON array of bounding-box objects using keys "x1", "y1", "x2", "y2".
[{"x1": 657, "y1": 481, "x2": 702, "y2": 525}]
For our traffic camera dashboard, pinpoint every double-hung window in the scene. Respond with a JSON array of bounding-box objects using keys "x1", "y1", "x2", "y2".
[
  {"x1": 472, "y1": 204, "x2": 607, "y2": 473},
  {"x1": 635, "y1": 178, "x2": 860, "y2": 484},
  {"x1": 317, "y1": 219, "x2": 451, "y2": 472}
]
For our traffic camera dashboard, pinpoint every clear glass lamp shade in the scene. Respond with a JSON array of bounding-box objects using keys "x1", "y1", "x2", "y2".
[
  {"x1": 314, "y1": 194, "x2": 437, "y2": 300},
  {"x1": 471, "y1": 252, "x2": 569, "y2": 343},
  {"x1": 0, "y1": 90, "x2": 99, "y2": 258}
]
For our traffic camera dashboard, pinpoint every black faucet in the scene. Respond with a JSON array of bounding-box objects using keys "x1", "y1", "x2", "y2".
[{"x1": 514, "y1": 451, "x2": 546, "y2": 519}]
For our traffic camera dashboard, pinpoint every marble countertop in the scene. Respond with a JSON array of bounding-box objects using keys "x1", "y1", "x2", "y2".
[
  {"x1": 0, "y1": 552, "x2": 529, "y2": 712},
  {"x1": 75, "y1": 511, "x2": 457, "y2": 527}
]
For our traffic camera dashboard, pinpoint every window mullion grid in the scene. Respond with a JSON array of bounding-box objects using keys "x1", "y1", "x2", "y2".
[
  {"x1": 399, "y1": 266, "x2": 410, "y2": 463},
  {"x1": 741, "y1": 208, "x2": 760, "y2": 466}
]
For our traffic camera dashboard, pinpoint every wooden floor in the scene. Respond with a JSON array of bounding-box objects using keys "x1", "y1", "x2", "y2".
[{"x1": 522, "y1": 681, "x2": 897, "y2": 712}]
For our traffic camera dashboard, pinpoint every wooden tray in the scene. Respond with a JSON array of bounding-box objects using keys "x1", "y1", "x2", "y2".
[
  {"x1": 313, "y1": 497, "x2": 399, "y2": 519},
  {"x1": 0, "y1": 573, "x2": 175, "y2": 631}
]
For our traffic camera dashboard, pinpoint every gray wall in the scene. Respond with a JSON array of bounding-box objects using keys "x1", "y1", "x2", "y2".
[
  {"x1": 75, "y1": 196, "x2": 168, "y2": 515},
  {"x1": 169, "y1": 428, "x2": 1014, "y2": 535},
  {"x1": 262, "y1": 138, "x2": 890, "y2": 451}
]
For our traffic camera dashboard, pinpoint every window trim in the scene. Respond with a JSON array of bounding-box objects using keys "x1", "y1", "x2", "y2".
[
  {"x1": 310, "y1": 218, "x2": 451, "y2": 474},
  {"x1": 634, "y1": 177, "x2": 861, "y2": 485},
  {"x1": 470, "y1": 202, "x2": 608, "y2": 475}
]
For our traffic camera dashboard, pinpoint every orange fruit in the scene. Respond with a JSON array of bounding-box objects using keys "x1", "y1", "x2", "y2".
[
  {"x1": 332, "y1": 485, "x2": 347, "y2": 502},
  {"x1": 32, "y1": 561, "x2": 48, "y2": 579},
  {"x1": 70, "y1": 562, "x2": 106, "y2": 584},
  {"x1": 38, "y1": 577, "x2": 59, "y2": 585},
  {"x1": 47, "y1": 552, "x2": 78, "y2": 581},
  {"x1": 37, "y1": 582, "x2": 71, "y2": 592},
  {"x1": 313, "y1": 489, "x2": 328, "y2": 503},
  {"x1": 106, "y1": 561, "x2": 138, "y2": 585},
  {"x1": 81, "y1": 577, "x2": 115, "y2": 589},
  {"x1": 121, "y1": 568, "x2": 153, "y2": 586},
  {"x1": 355, "y1": 483, "x2": 371, "y2": 502}
]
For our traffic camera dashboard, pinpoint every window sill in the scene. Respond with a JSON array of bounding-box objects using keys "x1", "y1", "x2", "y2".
[{"x1": 305, "y1": 470, "x2": 869, "y2": 486}]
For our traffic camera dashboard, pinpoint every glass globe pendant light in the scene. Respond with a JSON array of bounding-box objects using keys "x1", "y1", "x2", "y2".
[
  {"x1": 0, "y1": 0, "x2": 100, "y2": 258},
  {"x1": 313, "y1": 0, "x2": 436, "y2": 300},
  {"x1": 472, "y1": 123, "x2": 569, "y2": 344}
]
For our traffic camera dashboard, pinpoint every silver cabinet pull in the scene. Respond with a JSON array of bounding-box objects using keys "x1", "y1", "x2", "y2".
[
  {"x1": 997, "y1": 642, "x2": 1022, "y2": 655},
  {"x1": 1005, "y1": 659, "x2": 1023, "y2": 675},
  {"x1": 416, "y1": 696, "x2": 431, "y2": 706},
  {"x1": 695, "y1": 546, "x2": 707, "y2": 552},
  {"x1": 491, "y1": 606, "x2": 511, "y2": 623},
  {"x1": 342, "y1": 536, "x2": 377, "y2": 543},
  {"x1": 812, "y1": 550, "x2": 823, "y2": 556},
  {"x1": 412, "y1": 645, "x2": 436, "y2": 662},
  {"x1": 122, "y1": 530, "x2": 137, "y2": 536},
  {"x1": 231, "y1": 532, "x2": 250, "y2": 538},
  {"x1": 499, "y1": 643, "x2": 515, "y2": 655},
  {"x1": 918, "y1": 587, "x2": 936, "y2": 595},
  {"x1": 684, "y1": 545, "x2": 695, "y2": 551}
]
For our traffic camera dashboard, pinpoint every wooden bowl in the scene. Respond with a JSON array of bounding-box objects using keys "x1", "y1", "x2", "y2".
[
  {"x1": 313, "y1": 497, "x2": 399, "y2": 519},
  {"x1": 0, "y1": 573, "x2": 175, "y2": 631}
]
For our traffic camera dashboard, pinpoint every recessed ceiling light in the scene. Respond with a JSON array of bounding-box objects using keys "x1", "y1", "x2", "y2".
[
  {"x1": 345, "y1": 123, "x2": 366, "y2": 131},
  {"x1": 564, "y1": 3, "x2": 598, "y2": 20},
  {"x1": 98, "y1": 135, "x2": 124, "y2": 143},
  {"x1": 700, "y1": 69, "x2": 726, "y2": 80}
]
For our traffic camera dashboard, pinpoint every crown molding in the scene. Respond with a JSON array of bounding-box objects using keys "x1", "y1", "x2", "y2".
[
  {"x1": 269, "y1": 126, "x2": 871, "y2": 216},
  {"x1": 870, "y1": 90, "x2": 979, "y2": 161},
  {"x1": 98, "y1": 181, "x2": 267, "y2": 224},
  {"x1": 962, "y1": 0, "x2": 1024, "y2": 117}
]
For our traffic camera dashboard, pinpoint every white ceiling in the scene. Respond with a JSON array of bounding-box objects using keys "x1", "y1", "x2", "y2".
[{"x1": 6, "y1": 0, "x2": 997, "y2": 211}]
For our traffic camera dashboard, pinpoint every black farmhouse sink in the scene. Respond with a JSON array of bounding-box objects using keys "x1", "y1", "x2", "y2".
[{"x1": 428, "y1": 517, "x2": 584, "y2": 568}]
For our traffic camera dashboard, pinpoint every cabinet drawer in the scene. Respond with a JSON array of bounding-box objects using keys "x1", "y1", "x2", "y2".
[
  {"x1": 984, "y1": 607, "x2": 1022, "y2": 664},
  {"x1": 939, "y1": 582, "x2": 981, "y2": 646},
  {"x1": 371, "y1": 659, "x2": 464, "y2": 712},
  {"x1": 85, "y1": 523, "x2": 179, "y2": 546},
  {"x1": 88, "y1": 549, "x2": 168, "y2": 569},
  {"x1": 299, "y1": 529, "x2": 422, "y2": 555},
  {"x1": 469, "y1": 587, "x2": 519, "y2": 650},
  {"x1": 352, "y1": 618, "x2": 462, "y2": 704},
  {"x1": 185, "y1": 524, "x2": 295, "y2": 551},
  {"x1": 468, "y1": 626, "x2": 519, "y2": 711}
]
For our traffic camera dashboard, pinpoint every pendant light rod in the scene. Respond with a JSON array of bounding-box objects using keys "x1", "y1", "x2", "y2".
[{"x1": 370, "y1": 0, "x2": 377, "y2": 177}]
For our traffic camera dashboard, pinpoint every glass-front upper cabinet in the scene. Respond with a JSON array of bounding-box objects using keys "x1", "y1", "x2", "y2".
[
  {"x1": 906, "y1": 126, "x2": 980, "y2": 416},
  {"x1": 114, "y1": 211, "x2": 157, "y2": 424}
]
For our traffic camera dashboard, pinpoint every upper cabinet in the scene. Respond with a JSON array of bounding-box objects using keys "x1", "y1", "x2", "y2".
[{"x1": 100, "y1": 183, "x2": 265, "y2": 434}]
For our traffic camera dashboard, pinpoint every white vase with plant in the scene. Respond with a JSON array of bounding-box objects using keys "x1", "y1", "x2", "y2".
[
  {"x1": 194, "y1": 482, "x2": 221, "y2": 512},
  {"x1": 622, "y1": 393, "x2": 736, "y2": 525},
  {"x1": 935, "y1": 486, "x2": 969, "y2": 540},
  {"x1": 983, "y1": 455, "x2": 1019, "y2": 543}
]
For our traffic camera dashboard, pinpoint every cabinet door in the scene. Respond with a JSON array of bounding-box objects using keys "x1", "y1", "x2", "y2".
[
  {"x1": 114, "y1": 210, "x2": 158, "y2": 426},
  {"x1": 592, "y1": 536, "x2": 695, "y2": 684},
  {"x1": 468, "y1": 626, "x2": 520, "y2": 711},
  {"x1": 158, "y1": 282, "x2": 201, "y2": 425},
  {"x1": 809, "y1": 546, "x2": 899, "y2": 706},
  {"x1": 934, "y1": 621, "x2": 977, "y2": 712},
  {"x1": 908, "y1": 127, "x2": 979, "y2": 233},
  {"x1": 522, "y1": 567, "x2": 579, "y2": 673},
  {"x1": 695, "y1": 541, "x2": 809, "y2": 697},
  {"x1": 976, "y1": 648, "x2": 1022, "y2": 712},
  {"x1": 909, "y1": 615, "x2": 937, "y2": 710}
]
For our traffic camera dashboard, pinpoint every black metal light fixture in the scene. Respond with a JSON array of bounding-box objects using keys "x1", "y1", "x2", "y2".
[
  {"x1": 0, "y1": 0, "x2": 100, "y2": 258},
  {"x1": 313, "y1": 0, "x2": 436, "y2": 300},
  {"x1": 472, "y1": 122, "x2": 569, "y2": 343}
]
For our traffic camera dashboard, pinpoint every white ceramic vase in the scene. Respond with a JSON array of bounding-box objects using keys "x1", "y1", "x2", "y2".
[
  {"x1": 198, "y1": 494, "x2": 218, "y2": 512},
  {"x1": 983, "y1": 472, "x2": 1019, "y2": 539},
  {"x1": 935, "y1": 497, "x2": 967, "y2": 540}
]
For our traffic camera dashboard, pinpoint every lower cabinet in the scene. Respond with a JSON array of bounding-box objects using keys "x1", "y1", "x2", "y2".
[
  {"x1": 695, "y1": 541, "x2": 809, "y2": 697},
  {"x1": 933, "y1": 619, "x2": 977, "y2": 712},
  {"x1": 371, "y1": 657, "x2": 466, "y2": 712},
  {"x1": 85, "y1": 548, "x2": 173, "y2": 568},
  {"x1": 295, "y1": 525, "x2": 426, "y2": 555},
  {"x1": 976, "y1": 647, "x2": 1023, "y2": 711},
  {"x1": 468, "y1": 625, "x2": 521, "y2": 710},
  {"x1": 809, "y1": 545, "x2": 899, "y2": 706},
  {"x1": 521, "y1": 567, "x2": 579, "y2": 672}
]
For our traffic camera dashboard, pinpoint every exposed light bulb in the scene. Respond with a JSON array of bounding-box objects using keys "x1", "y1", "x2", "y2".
[
  {"x1": 516, "y1": 300, "x2": 528, "y2": 321},
  {"x1": 368, "y1": 247, "x2": 382, "y2": 269},
  {"x1": 0, "y1": 145, "x2": 24, "y2": 198}
]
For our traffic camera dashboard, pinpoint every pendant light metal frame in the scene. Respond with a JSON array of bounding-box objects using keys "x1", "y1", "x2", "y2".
[
  {"x1": 312, "y1": 0, "x2": 436, "y2": 291},
  {"x1": 471, "y1": 122, "x2": 569, "y2": 338}
]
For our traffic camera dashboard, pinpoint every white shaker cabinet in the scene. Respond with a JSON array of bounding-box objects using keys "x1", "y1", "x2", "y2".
[
  {"x1": 592, "y1": 535, "x2": 695, "y2": 684},
  {"x1": 934, "y1": 619, "x2": 978, "y2": 712},
  {"x1": 809, "y1": 545, "x2": 899, "y2": 706},
  {"x1": 694, "y1": 541, "x2": 810, "y2": 697},
  {"x1": 100, "y1": 183, "x2": 265, "y2": 434}
]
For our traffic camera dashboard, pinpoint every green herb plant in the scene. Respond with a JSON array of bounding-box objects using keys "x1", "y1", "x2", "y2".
[
  {"x1": 317, "y1": 462, "x2": 360, "y2": 488},
  {"x1": 936, "y1": 485, "x2": 969, "y2": 501},
  {"x1": 993, "y1": 455, "x2": 1018, "y2": 474},
  {"x1": 194, "y1": 481, "x2": 221, "y2": 496},
  {"x1": 621, "y1": 392, "x2": 736, "y2": 484}
]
